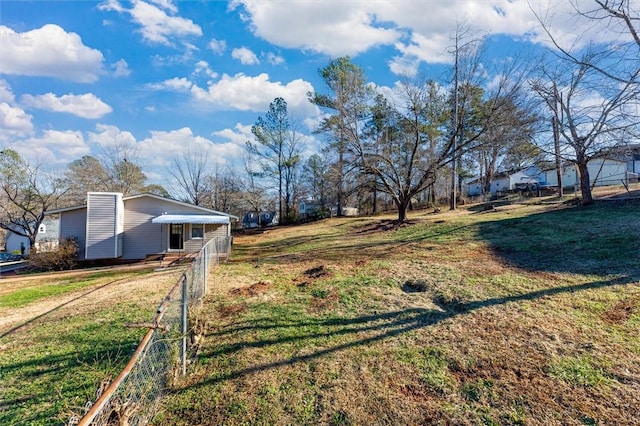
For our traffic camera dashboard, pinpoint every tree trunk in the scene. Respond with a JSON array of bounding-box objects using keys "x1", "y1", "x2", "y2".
[
  {"x1": 28, "y1": 236, "x2": 36, "y2": 255},
  {"x1": 278, "y1": 164, "x2": 283, "y2": 225},
  {"x1": 396, "y1": 197, "x2": 411, "y2": 223},
  {"x1": 576, "y1": 157, "x2": 593, "y2": 205}
]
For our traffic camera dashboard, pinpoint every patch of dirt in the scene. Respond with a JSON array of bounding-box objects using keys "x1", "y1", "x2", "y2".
[
  {"x1": 304, "y1": 265, "x2": 331, "y2": 279},
  {"x1": 216, "y1": 303, "x2": 247, "y2": 318},
  {"x1": 230, "y1": 281, "x2": 273, "y2": 297},
  {"x1": 295, "y1": 264, "x2": 333, "y2": 287},
  {"x1": 309, "y1": 289, "x2": 340, "y2": 311},
  {"x1": 601, "y1": 297, "x2": 637, "y2": 324},
  {"x1": 402, "y1": 279, "x2": 430, "y2": 293}
]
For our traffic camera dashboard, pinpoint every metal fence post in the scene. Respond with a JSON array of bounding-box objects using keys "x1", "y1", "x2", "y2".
[
  {"x1": 181, "y1": 273, "x2": 188, "y2": 376},
  {"x1": 203, "y1": 244, "x2": 208, "y2": 295}
]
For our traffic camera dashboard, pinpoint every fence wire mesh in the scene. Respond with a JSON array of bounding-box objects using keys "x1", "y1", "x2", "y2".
[{"x1": 73, "y1": 236, "x2": 232, "y2": 426}]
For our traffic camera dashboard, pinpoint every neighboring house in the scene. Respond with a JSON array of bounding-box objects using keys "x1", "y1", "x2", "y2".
[
  {"x1": 241, "y1": 211, "x2": 279, "y2": 229},
  {"x1": 45, "y1": 192, "x2": 238, "y2": 260},
  {"x1": 465, "y1": 167, "x2": 543, "y2": 196},
  {"x1": 298, "y1": 198, "x2": 322, "y2": 219},
  {"x1": 3, "y1": 217, "x2": 60, "y2": 255},
  {"x1": 607, "y1": 143, "x2": 640, "y2": 175},
  {"x1": 330, "y1": 206, "x2": 359, "y2": 217},
  {"x1": 543, "y1": 158, "x2": 628, "y2": 189}
]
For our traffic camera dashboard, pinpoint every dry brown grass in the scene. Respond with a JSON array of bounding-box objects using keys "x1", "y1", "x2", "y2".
[{"x1": 155, "y1": 203, "x2": 640, "y2": 426}]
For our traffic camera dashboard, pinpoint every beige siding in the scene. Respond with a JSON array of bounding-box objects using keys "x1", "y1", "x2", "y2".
[
  {"x1": 59, "y1": 209, "x2": 87, "y2": 259},
  {"x1": 183, "y1": 224, "x2": 227, "y2": 253},
  {"x1": 122, "y1": 197, "x2": 230, "y2": 259}
]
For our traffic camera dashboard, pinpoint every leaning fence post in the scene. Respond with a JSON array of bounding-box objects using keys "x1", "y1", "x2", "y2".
[{"x1": 181, "y1": 273, "x2": 188, "y2": 376}]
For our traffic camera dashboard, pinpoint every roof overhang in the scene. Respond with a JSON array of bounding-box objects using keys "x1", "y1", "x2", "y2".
[{"x1": 151, "y1": 214, "x2": 230, "y2": 225}]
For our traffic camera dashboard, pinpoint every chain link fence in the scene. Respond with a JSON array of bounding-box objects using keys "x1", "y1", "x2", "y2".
[{"x1": 71, "y1": 236, "x2": 232, "y2": 426}]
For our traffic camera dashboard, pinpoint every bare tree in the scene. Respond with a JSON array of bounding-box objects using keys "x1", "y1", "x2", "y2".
[
  {"x1": 203, "y1": 166, "x2": 241, "y2": 214},
  {"x1": 530, "y1": 0, "x2": 640, "y2": 84},
  {"x1": 530, "y1": 56, "x2": 640, "y2": 204},
  {"x1": 302, "y1": 152, "x2": 332, "y2": 216},
  {"x1": 474, "y1": 96, "x2": 538, "y2": 196},
  {"x1": 0, "y1": 150, "x2": 66, "y2": 252},
  {"x1": 169, "y1": 150, "x2": 211, "y2": 206},
  {"x1": 238, "y1": 154, "x2": 270, "y2": 217},
  {"x1": 62, "y1": 155, "x2": 112, "y2": 205}
]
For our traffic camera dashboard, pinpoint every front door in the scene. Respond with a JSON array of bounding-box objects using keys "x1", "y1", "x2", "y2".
[{"x1": 169, "y1": 224, "x2": 184, "y2": 250}]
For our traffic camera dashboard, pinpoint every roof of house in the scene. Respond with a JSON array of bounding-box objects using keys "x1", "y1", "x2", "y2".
[{"x1": 45, "y1": 192, "x2": 238, "y2": 220}]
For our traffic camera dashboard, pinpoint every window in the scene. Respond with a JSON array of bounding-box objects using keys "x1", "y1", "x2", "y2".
[{"x1": 191, "y1": 223, "x2": 204, "y2": 239}]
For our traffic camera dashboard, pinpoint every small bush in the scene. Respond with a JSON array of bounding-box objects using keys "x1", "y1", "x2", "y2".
[{"x1": 30, "y1": 237, "x2": 78, "y2": 271}]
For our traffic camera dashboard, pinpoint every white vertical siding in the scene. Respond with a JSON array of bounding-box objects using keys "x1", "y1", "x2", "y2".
[{"x1": 86, "y1": 193, "x2": 122, "y2": 259}]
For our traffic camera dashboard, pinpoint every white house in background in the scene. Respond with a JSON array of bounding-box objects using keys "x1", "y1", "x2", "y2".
[
  {"x1": 465, "y1": 166, "x2": 544, "y2": 196},
  {"x1": 45, "y1": 192, "x2": 238, "y2": 260},
  {"x1": 543, "y1": 158, "x2": 628, "y2": 189},
  {"x1": 4, "y1": 217, "x2": 60, "y2": 255}
]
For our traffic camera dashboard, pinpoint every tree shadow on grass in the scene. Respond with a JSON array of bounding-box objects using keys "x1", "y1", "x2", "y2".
[
  {"x1": 177, "y1": 274, "x2": 635, "y2": 393},
  {"x1": 0, "y1": 339, "x2": 139, "y2": 425},
  {"x1": 474, "y1": 203, "x2": 640, "y2": 277},
  {"x1": 0, "y1": 277, "x2": 137, "y2": 339}
]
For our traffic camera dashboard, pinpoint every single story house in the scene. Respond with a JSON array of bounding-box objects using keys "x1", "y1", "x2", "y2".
[
  {"x1": 45, "y1": 192, "x2": 238, "y2": 260},
  {"x1": 465, "y1": 166, "x2": 544, "y2": 196},
  {"x1": 330, "y1": 206, "x2": 359, "y2": 217},
  {"x1": 543, "y1": 158, "x2": 628, "y2": 189},
  {"x1": 241, "y1": 211, "x2": 279, "y2": 229},
  {"x1": 298, "y1": 198, "x2": 322, "y2": 219},
  {"x1": 3, "y1": 217, "x2": 60, "y2": 255}
]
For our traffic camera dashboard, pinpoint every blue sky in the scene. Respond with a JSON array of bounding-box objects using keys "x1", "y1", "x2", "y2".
[{"x1": 0, "y1": 0, "x2": 621, "y2": 187}]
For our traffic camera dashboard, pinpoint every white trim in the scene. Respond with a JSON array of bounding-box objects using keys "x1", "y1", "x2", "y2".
[{"x1": 151, "y1": 214, "x2": 229, "y2": 224}]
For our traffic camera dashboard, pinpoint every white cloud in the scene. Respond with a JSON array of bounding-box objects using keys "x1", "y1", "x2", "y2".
[
  {"x1": 193, "y1": 61, "x2": 218, "y2": 79},
  {"x1": 88, "y1": 123, "x2": 138, "y2": 149},
  {"x1": 0, "y1": 24, "x2": 104, "y2": 82},
  {"x1": 231, "y1": 1, "x2": 629, "y2": 76},
  {"x1": 265, "y1": 52, "x2": 285, "y2": 66},
  {"x1": 112, "y1": 59, "x2": 131, "y2": 77},
  {"x1": 15, "y1": 130, "x2": 89, "y2": 165},
  {"x1": 387, "y1": 55, "x2": 421, "y2": 78},
  {"x1": 138, "y1": 127, "x2": 246, "y2": 170},
  {"x1": 149, "y1": 0, "x2": 177, "y2": 14},
  {"x1": 231, "y1": 0, "x2": 401, "y2": 57},
  {"x1": 211, "y1": 123, "x2": 253, "y2": 146},
  {"x1": 232, "y1": 47, "x2": 260, "y2": 65},
  {"x1": 21, "y1": 93, "x2": 113, "y2": 119},
  {"x1": 99, "y1": 0, "x2": 202, "y2": 45},
  {"x1": 0, "y1": 79, "x2": 15, "y2": 103},
  {"x1": 190, "y1": 73, "x2": 317, "y2": 117},
  {"x1": 208, "y1": 38, "x2": 227, "y2": 55},
  {"x1": 0, "y1": 102, "x2": 34, "y2": 139},
  {"x1": 148, "y1": 77, "x2": 193, "y2": 91}
]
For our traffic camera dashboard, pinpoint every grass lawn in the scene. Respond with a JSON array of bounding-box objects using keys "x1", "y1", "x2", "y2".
[
  {"x1": 154, "y1": 200, "x2": 640, "y2": 425},
  {"x1": 0, "y1": 267, "x2": 184, "y2": 425}
]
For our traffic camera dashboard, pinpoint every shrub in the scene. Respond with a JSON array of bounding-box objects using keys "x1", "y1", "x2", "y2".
[{"x1": 30, "y1": 237, "x2": 78, "y2": 271}]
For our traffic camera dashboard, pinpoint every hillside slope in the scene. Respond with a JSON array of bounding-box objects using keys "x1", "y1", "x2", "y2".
[{"x1": 155, "y1": 202, "x2": 640, "y2": 425}]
